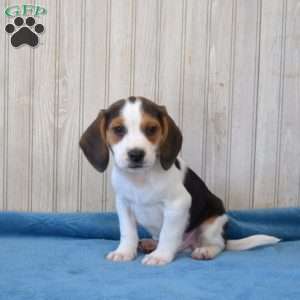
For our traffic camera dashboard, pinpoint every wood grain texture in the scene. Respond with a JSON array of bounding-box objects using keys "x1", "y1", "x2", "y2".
[
  {"x1": 1, "y1": 0, "x2": 299, "y2": 212},
  {"x1": 80, "y1": 0, "x2": 107, "y2": 212},
  {"x1": 134, "y1": 0, "x2": 157, "y2": 99},
  {"x1": 0, "y1": 0, "x2": 7, "y2": 210},
  {"x1": 31, "y1": 0, "x2": 56, "y2": 211},
  {"x1": 181, "y1": 0, "x2": 208, "y2": 177},
  {"x1": 158, "y1": 0, "x2": 184, "y2": 123},
  {"x1": 277, "y1": 0, "x2": 300, "y2": 207},
  {"x1": 6, "y1": 0, "x2": 32, "y2": 211},
  {"x1": 254, "y1": 0, "x2": 285, "y2": 208},
  {"x1": 56, "y1": 0, "x2": 82, "y2": 211},
  {"x1": 109, "y1": 0, "x2": 132, "y2": 102},
  {"x1": 205, "y1": 0, "x2": 233, "y2": 206},
  {"x1": 228, "y1": 0, "x2": 260, "y2": 209}
]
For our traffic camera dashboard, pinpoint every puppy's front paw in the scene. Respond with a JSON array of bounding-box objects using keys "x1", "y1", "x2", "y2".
[
  {"x1": 106, "y1": 250, "x2": 136, "y2": 262},
  {"x1": 142, "y1": 250, "x2": 174, "y2": 266}
]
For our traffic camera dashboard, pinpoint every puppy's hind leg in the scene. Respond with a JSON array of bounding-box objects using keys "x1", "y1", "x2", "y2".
[
  {"x1": 138, "y1": 239, "x2": 158, "y2": 254},
  {"x1": 191, "y1": 215, "x2": 228, "y2": 260}
]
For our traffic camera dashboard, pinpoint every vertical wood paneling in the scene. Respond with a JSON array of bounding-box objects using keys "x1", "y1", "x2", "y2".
[
  {"x1": 6, "y1": 0, "x2": 32, "y2": 211},
  {"x1": 134, "y1": 0, "x2": 157, "y2": 99},
  {"x1": 56, "y1": 0, "x2": 82, "y2": 211},
  {"x1": 228, "y1": 0, "x2": 260, "y2": 209},
  {"x1": 1, "y1": 0, "x2": 300, "y2": 212},
  {"x1": 205, "y1": 0, "x2": 233, "y2": 204},
  {"x1": 109, "y1": 0, "x2": 132, "y2": 102},
  {"x1": 31, "y1": 0, "x2": 56, "y2": 211},
  {"x1": 254, "y1": 0, "x2": 285, "y2": 208},
  {"x1": 181, "y1": 0, "x2": 208, "y2": 175},
  {"x1": 158, "y1": 0, "x2": 184, "y2": 123},
  {"x1": 80, "y1": 0, "x2": 107, "y2": 212},
  {"x1": 106, "y1": 0, "x2": 133, "y2": 211},
  {"x1": 0, "y1": 0, "x2": 7, "y2": 210},
  {"x1": 278, "y1": 0, "x2": 300, "y2": 207}
]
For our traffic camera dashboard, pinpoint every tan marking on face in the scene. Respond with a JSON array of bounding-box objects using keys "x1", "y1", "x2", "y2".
[
  {"x1": 202, "y1": 217, "x2": 217, "y2": 225},
  {"x1": 106, "y1": 116, "x2": 125, "y2": 145},
  {"x1": 141, "y1": 113, "x2": 164, "y2": 144}
]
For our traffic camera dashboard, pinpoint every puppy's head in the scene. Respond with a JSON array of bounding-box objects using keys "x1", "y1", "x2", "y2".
[{"x1": 79, "y1": 97, "x2": 182, "y2": 172}]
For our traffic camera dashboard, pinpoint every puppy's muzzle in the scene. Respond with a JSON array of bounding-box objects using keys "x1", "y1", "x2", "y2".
[{"x1": 128, "y1": 148, "x2": 145, "y2": 168}]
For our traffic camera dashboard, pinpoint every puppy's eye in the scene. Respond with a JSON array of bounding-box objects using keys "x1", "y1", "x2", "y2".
[
  {"x1": 112, "y1": 125, "x2": 126, "y2": 136},
  {"x1": 145, "y1": 125, "x2": 158, "y2": 136}
]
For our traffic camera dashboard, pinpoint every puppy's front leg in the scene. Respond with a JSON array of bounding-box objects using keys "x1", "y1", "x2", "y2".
[
  {"x1": 106, "y1": 196, "x2": 138, "y2": 262},
  {"x1": 142, "y1": 197, "x2": 190, "y2": 266}
]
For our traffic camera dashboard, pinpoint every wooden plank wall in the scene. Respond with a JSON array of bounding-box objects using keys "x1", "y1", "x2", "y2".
[{"x1": 0, "y1": 0, "x2": 299, "y2": 212}]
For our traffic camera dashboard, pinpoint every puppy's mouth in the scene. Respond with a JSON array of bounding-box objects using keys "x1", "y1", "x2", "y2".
[
  {"x1": 128, "y1": 163, "x2": 145, "y2": 169},
  {"x1": 126, "y1": 161, "x2": 154, "y2": 171}
]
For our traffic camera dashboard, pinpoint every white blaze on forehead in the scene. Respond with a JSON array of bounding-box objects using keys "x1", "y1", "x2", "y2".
[{"x1": 121, "y1": 99, "x2": 142, "y2": 133}]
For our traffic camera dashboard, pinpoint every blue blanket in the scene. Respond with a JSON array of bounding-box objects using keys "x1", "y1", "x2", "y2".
[{"x1": 0, "y1": 208, "x2": 299, "y2": 300}]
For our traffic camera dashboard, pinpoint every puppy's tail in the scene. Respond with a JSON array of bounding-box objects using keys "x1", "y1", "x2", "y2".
[{"x1": 226, "y1": 235, "x2": 280, "y2": 251}]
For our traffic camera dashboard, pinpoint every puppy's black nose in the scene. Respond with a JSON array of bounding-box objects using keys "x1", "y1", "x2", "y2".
[{"x1": 128, "y1": 148, "x2": 145, "y2": 163}]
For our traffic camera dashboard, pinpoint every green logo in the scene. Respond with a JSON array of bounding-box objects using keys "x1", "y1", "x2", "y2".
[{"x1": 5, "y1": 4, "x2": 47, "y2": 17}]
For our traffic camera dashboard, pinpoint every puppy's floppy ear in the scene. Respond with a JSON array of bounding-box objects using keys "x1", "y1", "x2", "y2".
[
  {"x1": 79, "y1": 110, "x2": 109, "y2": 172},
  {"x1": 159, "y1": 106, "x2": 182, "y2": 170}
]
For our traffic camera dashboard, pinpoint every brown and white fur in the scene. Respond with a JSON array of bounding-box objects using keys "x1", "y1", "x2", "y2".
[{"x1": 80, "y1": 96, "x2": 279, "y2": 266}]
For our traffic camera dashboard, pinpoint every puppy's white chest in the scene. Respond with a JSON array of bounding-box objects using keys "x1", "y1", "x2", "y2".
[
  {"x1": 112, "y1": 169, "x2": 165, "y2": 238},
  {"x1": 131, "y1": 200, "x2": 163, "y2": 239},
  {"x1": 125, "y1": 184, "x2": 164, "y2": 238}
]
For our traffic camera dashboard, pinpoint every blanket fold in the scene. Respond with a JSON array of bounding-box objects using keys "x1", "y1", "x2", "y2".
[{"x1": 0, "y1": 208, "x2": 299, "y2": 241}]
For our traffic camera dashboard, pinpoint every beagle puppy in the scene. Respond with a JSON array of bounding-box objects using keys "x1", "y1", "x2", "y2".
[{"x1": 80, "y1": 96, "x2": 279, "y2": 266}]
